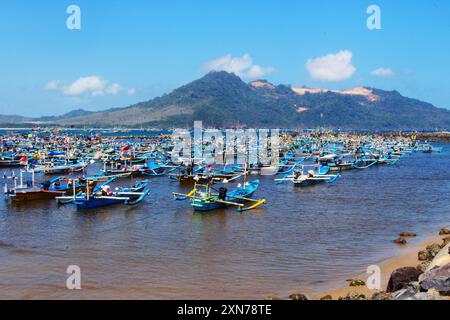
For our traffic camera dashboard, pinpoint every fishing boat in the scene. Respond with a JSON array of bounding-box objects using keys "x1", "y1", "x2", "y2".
[
  {"x1": 0, "y1": 155, "x2": 28, "y2": 167},
  {"x1": 0, "y1": 159, "x2": 26, "y2": 167},
  {"x1": 319, "y1": 154, "x2": 355, "y2": 172},
  {"x1": 56, "y1": 178, "x2": 150, "y2": 209},
  {"x1": 139, "y1": 160, "x2": 179, "y2": 176},
  {"x1": 4, "y1": 171, "x2": 94, "y2": 202},
  {"x1": 275, "y1": 165, "x2": 340, "y2": 187},
  {"x1": 168, "y1": 162, "x2": 207, "y2": 185},
  {"x1": 173, "y1": 178, "x2": 265, "y2": 212},
  {"x1": 31, "y1": 161, "x2": 88, "y2": 174},
  {"x1": 419, "y1": 144, "x2": 443, "y2": 153},
  {"x1": 352, "y1": 153, "x2": 399, "y2": 169}
]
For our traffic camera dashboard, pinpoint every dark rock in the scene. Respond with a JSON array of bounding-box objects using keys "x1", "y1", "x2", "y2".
[
  {"x1": 441, "y1": 236, "x2": 450, "y2": 247},
  {"x1": 320, "y1": 295, "x2": 332, "y2": 300},
  {"x1": 400, "y1": 232, "x2": 417, "y2": 237},
  {"x1": 417, "y1": 261, "x2": 431, "y2": 273},
  {"x1": 349, "y1": 279, "x2": 366, "y2": 287},
  {"x1": 393, "y1": 237, "x2": 407, "y2": 245},
  {"x1": 289, "y1": 293, "x2": 308, "y2": 300},
  {"x1": 392, "y1": 286, "x2": 418, "y2": 300},
  {"x1": 439, "y1": 228, "x2": 450, "y2": 235},
  {"x1": 418, "y1": 250, "x2": 432, "y2": 261},
  {"x1": 372, "y1": 291, "x2": 392, "y2": 300},
  {"x1": 426, "y1": 243, "x2": 442, "y2": 257},
  {"x1": 419, "y1": 263, "x2": 450, "y2": 296},
  {"x1": 387, "y1": 267, "x2": 423, "y2": 293},
  {"x1": 338, "y1": 292, "x2": 367, "y2": 300}
]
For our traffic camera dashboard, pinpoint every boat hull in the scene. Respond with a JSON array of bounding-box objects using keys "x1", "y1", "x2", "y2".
[
  {"x1": 10, "y1": 190, "x2": 66, "y2": 202},
  {"x1": 74, "y1": 198, "x2": 123, "y2": 209},
  {"x1": 191, "y1": 180, "x2": 259, "y2": 212}
]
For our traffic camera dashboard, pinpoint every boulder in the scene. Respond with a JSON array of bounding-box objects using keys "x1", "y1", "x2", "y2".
[
  {"x1": 392, "y1": 286, "x2": 418, "y2": 300},
  {"x1": 289, "y1": 293, "x2": 308, "y2": 300},
  {"x1": 400, "y1": 232, "x2": 417, "y2": 237},
  {"x1": 419, "y1": 263, "x2": 450, "y2": 296},
  {"x1": 411, "y1": 288, "x2": 442, "y2": 300},
  {"x1": 417, "y1": 261, "x2": 430, "y2": 273},
  {"x1": 441, "y1": 236, "x2": 450, "y2": 247},
  {"x1": 393, "y1": 286, "x2": 442, "y2": 300},
  {"x1": 426, "y1": 243, "x2": 450, "y2": 271},
  {"x1": 387, "y1": 267, "x2": 423, "y2": 292},
  {"x1": 338, "y1": 292, "x2": 367, "y2": 300},
  {"x1": 319, "y1": 295, "x2": 332, "y2": 300},
  {"x1": 426, "y1": 243, "x2": 442, "y2": 257},
  {"x1": 349, "y1": 279, "x2": 366, "y2": 287},
  {"x1": 418, "y1": 250, "x2": 432, "y2": 261},
  {"x1": 393, "y1": 237, "x2": 407, "y2": 245},
  {"x1": 371, "y1": 291, "x2": 392, "y2": 300},
  {"x1": 439, "y1": 228, "x2": 450, "y2": 235}
]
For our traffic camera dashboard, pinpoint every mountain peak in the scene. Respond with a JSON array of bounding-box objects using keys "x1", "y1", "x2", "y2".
[
  {"x1": 3, "y1": 72, "x2": 448, "y2": 130},
  {"x1": 202, "y1": 70, "x2": 243, "y2": 82}
]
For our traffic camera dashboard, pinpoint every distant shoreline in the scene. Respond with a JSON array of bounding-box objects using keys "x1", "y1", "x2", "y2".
[{"x1": 1, "y1": 128, "x2": 450, "y2": 142}]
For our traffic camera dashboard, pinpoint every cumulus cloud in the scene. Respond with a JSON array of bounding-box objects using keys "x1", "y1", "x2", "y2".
[
  {"x1": 371, "y1": 67, "x2": 394, "y2": 77},
  {"x1": 204, "y1": 54, "x2": 275, "y2": 79},
  {"x1": 63, "y1": 76, "x2": 110, "y2": 96},
  {"x1": 45, "y1": 76, "x2": 135, "y2": 97},
  {"x1": 305, "y1": 50, "x2": 356, "y2": 82}
]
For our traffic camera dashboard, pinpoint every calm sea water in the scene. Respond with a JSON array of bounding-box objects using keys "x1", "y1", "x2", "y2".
[{"x1": 1, "y1": 143, "x2": 449, "y2": 299}]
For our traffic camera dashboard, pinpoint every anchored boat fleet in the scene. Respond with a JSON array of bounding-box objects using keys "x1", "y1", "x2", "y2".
[{"x1": 1, "y1": 129, "x2": 442, "y2": 212}]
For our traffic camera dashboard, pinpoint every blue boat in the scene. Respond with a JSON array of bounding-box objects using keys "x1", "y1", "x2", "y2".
[
  {"x1": 174, "y1": 179, "x2": 266, "y2": 212},
  {"x1": 57, "y1": 179, "x2": 150, "y2": 209},
  {"x1": 275, "y1": 165, "x2": 340, "y2": 187}
]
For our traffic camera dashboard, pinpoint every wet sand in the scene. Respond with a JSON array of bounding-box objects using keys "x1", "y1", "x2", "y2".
[{"x1": 311, "y1": 233, "x2": 449, "y2": 300}]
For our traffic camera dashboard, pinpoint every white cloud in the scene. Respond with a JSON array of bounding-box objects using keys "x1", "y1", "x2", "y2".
[
  {"x1": 204, "y1": 54, "x2": 275, "y2": 79},
  {"x1": 127, "y1": 88, "x2": 136, "y2": 96},
  {"x1": 305, "y1": 50, "x2": 356, "y2": 82},
  {"x1": 48, "y1": 76, "x2": 135, "y2": 97},
  {"x1": 63, "y1": 76, "x2": 107, "y2": 96},
  {"x1": 45, "y1": 80, "x2": 60, "y2": 90},
  {"x1": 371, "y1": 67, "x2": 394, "y2": 77}
]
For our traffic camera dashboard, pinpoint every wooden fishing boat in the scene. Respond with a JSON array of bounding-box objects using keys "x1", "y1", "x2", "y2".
[
  {"x1": 237, "y1": 164, "x2": 279, "y2": 176},
  {"x1": 173, "y1": 179, "x2": 265, "y2": 212},
  {"x1": 4, "y1": 172, "x2": 94, "y2": 202},
  {"x1": 56, "y1": 179, "x2": 150, "y2": 209},
  {"x1": 319, "y1": 154, "x2": 354, "y2": 172},
  {"x1": 0, "y1": 159, "x2": 25, "y2": 167},
  {"x1": 32, "y1": 161, "x2": 88, "y2": 174},
  {"x1": 275, "y1": 165, "x2": 340, "y2": 187},
  {"x1": 169, "y1": 163, "x2": 207, "y2": 185},
  {"x1": 0, "y1": 155, "x2": 28, "y2": 167}
]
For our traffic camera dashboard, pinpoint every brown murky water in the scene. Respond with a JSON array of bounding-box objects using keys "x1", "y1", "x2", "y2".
[{"x1": 1, "y1": 143, "x2": 449, "y2": 299}]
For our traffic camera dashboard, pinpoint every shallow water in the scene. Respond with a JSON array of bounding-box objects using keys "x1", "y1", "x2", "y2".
[{"x1": 1, "y1": 143, "x2": 449, "y2": 299}]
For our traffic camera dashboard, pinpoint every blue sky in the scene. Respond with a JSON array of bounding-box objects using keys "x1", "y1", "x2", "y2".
[{"x1": 0, "y1": 0, "x2": 449, "y2": 117}]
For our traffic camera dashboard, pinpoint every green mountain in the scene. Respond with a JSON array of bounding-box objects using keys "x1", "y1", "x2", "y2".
[{"x1": 3, "y1": 71, "x2": 450, "y2": 129}]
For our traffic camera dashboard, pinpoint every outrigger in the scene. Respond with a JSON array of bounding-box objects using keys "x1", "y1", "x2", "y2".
[
  {"x1": 275, "y1": 165, "x2": 340, "y2": 187},
  {"x1": 173, "y1": 175, "x2": 266, "y2": 212},
  {"x1": 55, "y1": 177, "x2": 150, "y2": 209}
]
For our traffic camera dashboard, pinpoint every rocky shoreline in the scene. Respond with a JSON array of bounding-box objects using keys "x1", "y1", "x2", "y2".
[{"x1": 268, "y1": 227, "x2": 450, "y2": 301}]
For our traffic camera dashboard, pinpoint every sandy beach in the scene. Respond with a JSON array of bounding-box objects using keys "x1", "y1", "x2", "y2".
[{"x1": 311, "y1": 232, "x2": 450, "y2": 300}]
